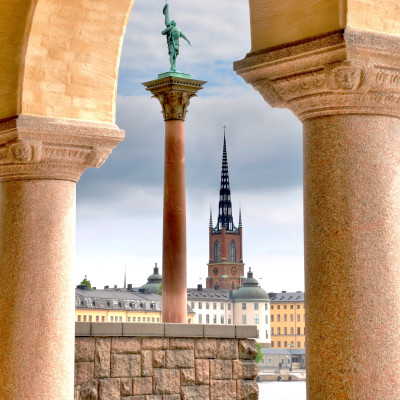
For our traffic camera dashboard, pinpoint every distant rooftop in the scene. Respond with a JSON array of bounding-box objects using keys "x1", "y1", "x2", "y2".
[{"x1": 268, "y1": 291, "x2": 304, "y2": 302}]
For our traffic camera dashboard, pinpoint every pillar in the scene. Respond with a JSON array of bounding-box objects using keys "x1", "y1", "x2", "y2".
[
  {"x1": 235, "y1": 29, "x2": 400, "y2": 399},
  {"x1": 0, "y1": 115, "x2": 123, "y2": 399},
  {"x1": 143, "y1": 75, "x2": 206, "y2": 322}
]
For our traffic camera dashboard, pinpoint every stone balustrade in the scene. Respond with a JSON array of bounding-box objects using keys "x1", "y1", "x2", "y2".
[{"x1": 75, "y1": 323, "x2": 259, "y2": 400}]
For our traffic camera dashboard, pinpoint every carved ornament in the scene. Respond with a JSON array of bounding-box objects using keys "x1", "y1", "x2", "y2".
[
  {"x1": 0, "y1": 115, "x2": 124, "y2": 182},
  {"x1": 234, "y1": 30, "x2": 400, "y2": 121}
]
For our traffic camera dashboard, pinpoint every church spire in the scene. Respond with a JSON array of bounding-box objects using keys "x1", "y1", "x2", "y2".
[
  {"x1": 239, "y1": 205, "x2": 242, "y2": 228},
  {"x1": 209, "y1": 205, "x2": 213, "y2": 228},
  {"x1": 215, "y1": 126, "x2": 237, "y2": 232}
]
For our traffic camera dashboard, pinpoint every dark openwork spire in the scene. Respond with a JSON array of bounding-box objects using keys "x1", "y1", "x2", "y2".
[
  {"x1": 214, "y1": 126, "x2": 237, "y2": 233},
  {"x1": 239, "y1": 206, "x2": 242, "y2": 228},
  {"x1": 209, "y1": 206, "x2": 213, "y2": 228}
]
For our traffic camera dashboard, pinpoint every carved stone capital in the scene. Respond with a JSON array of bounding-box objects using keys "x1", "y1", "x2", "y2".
[
  {"x1": 143, "y1": 76, "x2": 206, "y2": 121},
  {"x1": 0, "y1": 115, "x2": 124, "y2": 182},
  {"x1": 234, "y1": 29, "x2": 400, "y2": 121}
]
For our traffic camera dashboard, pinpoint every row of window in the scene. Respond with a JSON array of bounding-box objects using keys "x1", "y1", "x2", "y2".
[
  {"x1": 271, "y1": 341, "x2": 305, "y2": 348},
  {"x1": 80, "y1": 300, "x2": 156, "y2": 310},
  {"x1": 198, "y1": 314, "x2": 232, "y2": 324},
  {"x1": 76, "y1": 315, "x2": 160, "y2": 323},
  {"x1": 271, "y1": 314, "x2": 305, "y2": 322},
  {"x1": 241, "y1": 303, "x2": 269, "y2": 310},
  {"x1": 193, "y1": 302, "x2": 231, "y2": 310},
  {"x1": 214, "y1": 240, "x2": 236, "y2": 262},
  {"x1": 271, "y1": 327, "x2": 306, "y2": 335},
  {"x1": 271, "y1": 304, "x2": 304, "y2": 310}
]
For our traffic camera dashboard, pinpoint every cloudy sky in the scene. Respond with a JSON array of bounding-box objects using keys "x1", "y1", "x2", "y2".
[{"x1": 74, "y1": 0, "x2": 304, "y2": 293}]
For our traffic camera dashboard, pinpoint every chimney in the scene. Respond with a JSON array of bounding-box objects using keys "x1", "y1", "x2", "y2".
[
  {"x1": 104, "y1": 285, "x2": 109, "y2": 289},
  {"x1": 197, "y1": 284, "x2": 203, "y2": 291}
]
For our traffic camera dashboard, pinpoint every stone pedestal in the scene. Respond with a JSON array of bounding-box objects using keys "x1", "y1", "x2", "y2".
[
  {"x1": 0, "y1": 115, "x2": 123, "y2": 399},
  {"x1": 143, "y1": 75, "x2": 206, "y2": 323},
  {"x1": 235, "y1": 30, "x2": 400, "y2": 399}
]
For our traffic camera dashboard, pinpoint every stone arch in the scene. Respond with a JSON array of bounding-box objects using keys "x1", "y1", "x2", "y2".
[{"x1": 0, "y1": 0, "x2": 135, "y2": 123}]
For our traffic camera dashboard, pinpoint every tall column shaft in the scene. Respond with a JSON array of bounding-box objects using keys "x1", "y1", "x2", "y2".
[
  {"x1": 0, "y1": 115, "x2": 124, "y2": 398},
  {"x1": 143, "y1": 75, "x2": 206, "y2": 323},
  {"x1": 162, "y1": 120, "x2": 187, "y2": 322},
  {"x1": 235, "y1": 30, "x2": 400, "y2": 399},
  {"x1": 304, "y1": 115, "x2": 400, "y2": 399},
  {"x1": 0, "y1": 180, "x2": 76, "y2": 399}
]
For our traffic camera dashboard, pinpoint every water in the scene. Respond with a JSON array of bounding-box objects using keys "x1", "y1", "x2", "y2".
[{"x1": 259, "y1": 381, "x2": 306, "y2": 400}]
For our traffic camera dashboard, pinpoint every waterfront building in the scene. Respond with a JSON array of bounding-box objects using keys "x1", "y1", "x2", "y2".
[
  {"x1": 269, "y1": 291, "x2": 305, "y2": 349},
  {"x1": 260, "y1": 348, "x2": 306, "y2": 370}
]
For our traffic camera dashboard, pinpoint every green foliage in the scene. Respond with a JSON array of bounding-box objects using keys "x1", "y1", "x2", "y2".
[
  {"x1": 157, "y1": 284, "x2": 162, "y2": 296},
  {"x1": 254, "y1": 343, "x2": 263, "y2": 363},
  {"x1": 80, "y1": 275, "x2": 92, "y2": 290}
]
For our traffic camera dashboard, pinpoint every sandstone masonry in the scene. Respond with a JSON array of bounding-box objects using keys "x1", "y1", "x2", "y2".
[{"x1": 75, "y1": 323, "x2": 259, "y2": 400}]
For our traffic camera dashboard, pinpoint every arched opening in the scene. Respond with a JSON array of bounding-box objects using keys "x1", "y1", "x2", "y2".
[
  {"x1": 214, "y1": 240, "x2": 220, "y2": 262},
  {"x1": 230, "y1": 240, "x2": 236, "y2": 262}
]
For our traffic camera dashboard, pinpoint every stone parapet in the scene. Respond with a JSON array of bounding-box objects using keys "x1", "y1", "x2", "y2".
[
  {"x1": 0, "y1": 114, "x2": 124, "y2": 182},
  {"x1": 234, "y1": 29, "x2": 400, "y2": 121},
  {"x1": 74, "y1": 324, "x2": 259, "y2": 400}
]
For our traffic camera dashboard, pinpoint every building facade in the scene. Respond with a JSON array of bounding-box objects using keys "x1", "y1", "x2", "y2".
[
  {"x1": 269, "y1": 291, "x2": 305, "y2": 349},
  {"x1": 207, "y1": 133, "x2": 244, "y2": 290}
]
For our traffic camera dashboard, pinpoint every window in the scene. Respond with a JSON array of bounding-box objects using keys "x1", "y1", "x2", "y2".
[
  {"x1": 254, "y1": 315, "x2": 259, "y2": 324},
  {"x1": 213, "y1": 303, "x2": 217, "y2": 310},
  {"x1": 290, "y1": 314, "x2": 294, "y2": 322},
  {"x1": 221, "y1": 316, "x2": 224, "y2": 324},
  {"x1": 191, "y1": 302, "x2": 194, "y2": 309},
  {"x1": 271, "y1": 315, "x2": 274, "y2": 322},
  {"x1": 297, "y1": 341, "x2": 301, "y2": 348},
  {"x1": 265, "y1": 303, "x2": 268, "y2": 310},
  {"x1": 268, "y1": 359, "x2": 272, "y2": 366},
  {"x1": 147, "y1": 317, "x2": 150, "y2": 322},
  {"x1": 138, "y1": 317, "x2": 141, "y2": 322},
  {"x1": 214, "y1": 241, "x2": 220, "y2": 262},
  {"x1": 277, "y1": 327, "x2": 281, "y2": 335},
  {"x1": 277, "y1": 341, "x2": 281, "y2": 347},
  {"x1": 213, "y1": 315, "x2": 217, "y2": 324},
  {"x1": 277, "y1": 305, "x2": 280, "y2": 309},
  {"x1": 242, "y1": 303, "x2": 246, "y2": 310},
  {"x1": 101, "y1": 316, "x2": 105, "y2": 322},
  {"x1": 271, "y1": 327, "x2": 274, "y2": 335},
  {"x1": 287, "y1": 357, "x2": 290, "y2": 365},
  {"x1": 242, "y1": 315, "x2": 247, "y2": 324},
  {"x1": 254, "y1": 303, "x2": 259, "y2": 310},
  {"x1": 290, "y1": 305, "x2": 294, "y2": 309},
  {"x1": 297, "y1": 305, "x2": 300, "y2": 309},
  {"x1": 110, "y1": 316, "x2": 113, "y2": 322},
  {"x1": 206, "y1": 303, "x2": 210, "y2": 310},
  {"x1": 198, "y1": 314, "x2": 202, "y2": 324},
  {"x1": 206, "y1": 315, "x2": 210, "y2": 324},
  {"x1": 284, "y1": 341, "x2": 287, "y2": 347},
  {"x1": 284, "y1": 305, "x2": 287, "y2": 309},
  {"x1": 291, "y1": 327, "x2": 294, "y2": 335},
  {"x1": 83, "y1": 315, "x2": 87, "y2": 322},
  {"x1": 228, "y1": 303, "x2": 231, "y2": 310},
  {"x1": 284, "y1": 314, "x2": 287, "y2": 322},
  {"x1": 119, "y1": 316, "x2": 122, "y2": 322},
  {"x1": 133, "y1": 317, "x2": 136, "y2": 322},
  {"x1": 221, "y1": 303, "x2": 224, "y2": 310},
  {"x1": 297, "y1": 327, "x2": 301, "y2": 335},
  {"x1": 284, "y1": 327, "x2": 287, "y2": 335},
  {"x1": 297, "y1": 314, "x2": 300, "y2": 322},
  {"x1": 78, "y1": 315, "x2": 81, "y2": 322},
  {"x1": 271, "y1": 341, "x2": 274, "y2": 347},
  {"x1": 199, "y1": 302, "x2": 202, "y2": 309},
  {"x1": 277, "y1": 314, "x2": 280, "y2": 322},
  {"x1": 152, "y1": 317, "x2": 155, "y2": 322},
  {"x1": 157, "y1": 318, "x2": 160, "y2": 322},
  {"x1": 265, "y1": 315, "x2": 268, "y2": 324},
  {"x1": 265, "y1": 330, "x2": 269, "y2": 339},
  {"x1": 228, "y1": 315, "x2": 232, "y2": 324},
  {"x1": 96, "y1": 316, "x2": 99, "y2": 322},
  {"x1": 271, "y1": 305, "x2": 274, "y2": 310},
  {"x1": 128, "y1": 317, "x2": 131, "y2": 322},
  {"x1": 89, "y1": 316, "x2": 92, "y2": 322},
  {"x1": 230, "y1": 240, "x2": 236, "y2": 262}
]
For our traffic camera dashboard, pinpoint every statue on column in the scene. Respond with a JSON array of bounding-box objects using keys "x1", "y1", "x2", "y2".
[{"x1": 162, "y1": 2, "x2": 191, "y2": 72}]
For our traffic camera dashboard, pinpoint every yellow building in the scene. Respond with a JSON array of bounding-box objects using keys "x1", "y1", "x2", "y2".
[
  {"x1": 75, "y1": 284, "x2": 195, "y2": 323},
  {"x1": 269, "y1": 291, "x2": 305, "y2": 350}
]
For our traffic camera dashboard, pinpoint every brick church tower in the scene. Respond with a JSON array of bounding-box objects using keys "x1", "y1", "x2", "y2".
[{"x1": 206, "y1": 132, "x2": 244, "y2": 290}]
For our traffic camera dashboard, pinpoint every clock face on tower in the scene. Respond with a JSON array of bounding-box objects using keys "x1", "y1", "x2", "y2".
[
  {"x1": 213, "y1": 267, "x2": 218, "y2": 276},
  {"x1": 231, "y1": 267, "x2": 237, "y2": 275}
]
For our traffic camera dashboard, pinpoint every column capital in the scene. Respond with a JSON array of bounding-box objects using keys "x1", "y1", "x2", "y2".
[
  {"x1": 234, "y1": 29, "x2": 400, "y2": 121},
  {"x1": 143, "y1": 76, "x2": 206, "y2": 121},
  {"x1": 0, "y1": 115, "x2": 124, "y2": 182}
]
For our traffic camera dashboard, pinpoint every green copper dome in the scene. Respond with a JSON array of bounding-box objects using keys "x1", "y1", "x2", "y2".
[
  {"x1": 233, "y1": 268, "x2": 269, "y2": 301},
  {"x1": 140, "y1": 263, "x2": 162, "y2": 294}
]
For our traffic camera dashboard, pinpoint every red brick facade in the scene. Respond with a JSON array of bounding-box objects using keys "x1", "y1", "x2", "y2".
[{"x1": 207, "y1": 226, "x2": 244, "y2": 290}]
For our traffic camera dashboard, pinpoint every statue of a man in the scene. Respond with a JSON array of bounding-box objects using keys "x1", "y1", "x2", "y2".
[{"x1": 162, "y1": 3, "x2": 191, "y2": 72}]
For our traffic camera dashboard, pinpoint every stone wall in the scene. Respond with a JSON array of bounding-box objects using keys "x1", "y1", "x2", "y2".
[{"x1": 75, "y1": 323, "x2": 259, "y2": 400}]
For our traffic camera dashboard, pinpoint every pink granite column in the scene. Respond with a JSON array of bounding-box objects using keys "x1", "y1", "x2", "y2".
[
  {"x1": 0, "y1": 115, "x2": 123, "y2": 399},
  {"x1": 143, "y1": 75, "x2": 206, "y2": 322},
  {"x1": 162, "y1": 120, "x2": 187, "y2": 322},
  {"x1": 235, "y1": 30, "x2": 400, "y2": 399}
]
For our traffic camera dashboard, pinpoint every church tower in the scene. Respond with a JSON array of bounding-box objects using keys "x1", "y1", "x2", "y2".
[{"x1": 206, "y1": 130, "x2": 244, "y2": 290}]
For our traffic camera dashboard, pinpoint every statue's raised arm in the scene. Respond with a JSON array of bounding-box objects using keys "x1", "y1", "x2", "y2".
[{"x1": 161, "y1": 3, "x2": 192, "y2": 72}]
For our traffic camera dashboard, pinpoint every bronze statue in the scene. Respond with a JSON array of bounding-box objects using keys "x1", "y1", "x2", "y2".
[{"x1": 162, "y1": 2, "x2": 191, "y2": 72}]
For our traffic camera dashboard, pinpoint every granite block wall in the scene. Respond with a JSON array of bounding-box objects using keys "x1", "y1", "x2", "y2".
[{"x1": 75, "y1": 325, "x2": 259, "y2": 400}]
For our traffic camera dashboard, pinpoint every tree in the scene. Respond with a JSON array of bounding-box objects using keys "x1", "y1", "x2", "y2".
[
  {"x1": 254, "y1": 343, "x2": 263, "y2": 364},
  {"x1": 80, "y1": 275, "x2": 92, "y2": 290}
]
